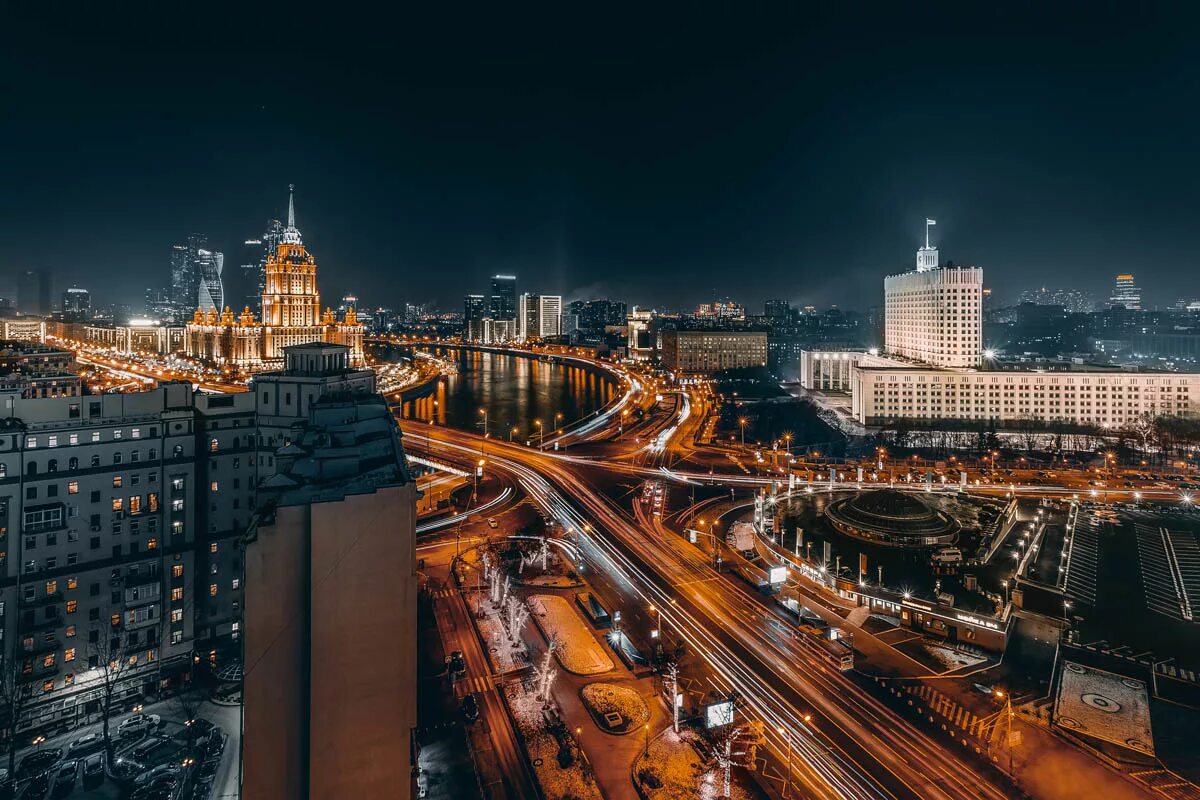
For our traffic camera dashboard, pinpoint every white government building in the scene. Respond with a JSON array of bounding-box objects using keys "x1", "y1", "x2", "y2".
[{"x1": 801, "y1": 222, "x2": 1199, "y2": 428}]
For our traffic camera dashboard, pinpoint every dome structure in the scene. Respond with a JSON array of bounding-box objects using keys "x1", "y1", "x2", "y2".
[{"x1": 824, "y1": 489, "x2": 959, "y2": 548}]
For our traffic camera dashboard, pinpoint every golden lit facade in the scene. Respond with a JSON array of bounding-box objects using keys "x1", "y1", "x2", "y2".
[{"x1": 185, "y1": 188, "x2": 364, "y2": 368}]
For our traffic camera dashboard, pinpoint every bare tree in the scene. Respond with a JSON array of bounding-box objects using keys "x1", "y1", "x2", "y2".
[
  {"x1": 87, "y1": 626, "x2": 137, "y2": 763},
  {"x1": 0, "y1": 654, "x2": 30, "y2": 777}
]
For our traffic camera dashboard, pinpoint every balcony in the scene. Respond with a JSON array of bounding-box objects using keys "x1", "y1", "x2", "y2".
[
  {"x1": 22, "y1": 636, "x2": 61, "y2": 656},
  {"x1": 19, "y1": 591, "x2": 63, "y2": 609},
  {"x1": 28, "y1": 609, "x2": 63, "y2": 633}
]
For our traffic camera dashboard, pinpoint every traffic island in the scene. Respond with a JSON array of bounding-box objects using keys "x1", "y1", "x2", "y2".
[
  {"x1": 580, "y1": 683, "x2": 650, "y2": 734},
  {"x1": 504, "y1": 682, "x2": 603, "y2": 800},
  {"x1": 633, "y1": 728, "x2": 753, "y2": 800},
  {"x1": 528, "y1": 594, "x2": 615, "y2": 675}
]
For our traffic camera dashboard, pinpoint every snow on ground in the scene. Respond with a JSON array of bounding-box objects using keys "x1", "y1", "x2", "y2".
[
  {"x1": 465, "y1": 591, "x2": 530, "y2": 673},
  {"x1": 920, "y1": 641, "x2": 988, "y2": 671},
  {"x1": 580, "y1": 682, "x2": 649, "y2": 732},
  {"x1": 1054, "y1": 661, "x2": 1155, "y2": 754},
  {"x1": 520, "y1": 574, "x2": 584, "y2": 588},
  {"x1": 505, "y1": 682, "x2": 604, "y2": 800},
  {"x1": 528, "y1": 594, "x2": 614, "y2": 675},
  {"x1": 634, "y1": 729, "x2": 749, "y2": 800}
]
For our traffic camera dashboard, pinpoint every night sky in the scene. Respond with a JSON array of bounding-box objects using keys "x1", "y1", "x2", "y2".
[{"x1": 3, "y1": 4, "x2": 1199, "y2": 314}]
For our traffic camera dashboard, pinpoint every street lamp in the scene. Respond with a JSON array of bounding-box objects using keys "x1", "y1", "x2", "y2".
[
  {"x1": 510, "y1": 425, "x2": 519, "y2": 442},
  {"x1": 739, "y1": 417, "x2": 748, "y2": 448},
  {"x1": 534, "y1": 418, "x2": 543, "y2": 449}
]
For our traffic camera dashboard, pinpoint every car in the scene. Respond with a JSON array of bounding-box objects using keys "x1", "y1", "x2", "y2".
[
  {"x1": 119, "y1": 713, "x2": 162, "y2": 739},
  {"x1": 133, "y1": 763, "x2": 181, "y2": 787},
  {"x1": 50, "y1": 760, "x2": 78, "y2": 798},
  {"x1": 972, "y1": 683, "x2": 994, "y2": 695},
  {"x1": 191, "y1": 777, "x2": 214, "y2": 800},
  {"x1": 487, "y1": 517, "x2": 499, "y2": 529},
  {"x1": 67, "y1": 732, "x2": 105, "y2": 758},
  {"x1": 19, "y1": 773, "x2": 50, "y2": 800},
  {"x1": 203, "y1": 734, "x2": 225, "y2": 760},
  {"x1": 130, "y1": 779, "x2": 178, "y2": 800},
  {"x1": 461, "y1": 693, "x2": 479, "y2": 722},
  {"x1": 184, "y1": 718, "x2": 217, "y2": 738},
  {"x1": 196, "y1": 758, "x2": 220, "y2": 781},
  {"x1": 447, "y1": 650, "x2": 466, "y2": 674},
  {"x1": 81, "y1": 753, "x2": 105, "y2": 789},
  {"x1": 16, "y1": 749, "x2": 62, "y2": 780}
]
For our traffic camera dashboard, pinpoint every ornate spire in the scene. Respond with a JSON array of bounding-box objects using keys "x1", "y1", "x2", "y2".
[{"x1": 282, "y1": 183, "x2": 302, "y2": 245}]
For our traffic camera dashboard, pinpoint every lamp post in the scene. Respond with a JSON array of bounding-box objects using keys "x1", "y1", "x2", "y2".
[
  {"x1": 739, "y1": 417, "x2": 748, "y2": 449},
  {"x1": 555, "y1": 411, "x2": 564, "y2": 436},
  {"x1": 478, "y1": 408, "x2": 488, "y2": 457},
  {"x1": 643, "y1": 723, "x2": 650, "y2": 757},
  {"x1": 510, "y1": 426, "x2": 519, "y2": 443},
  {"x1": 535, "y1": 418, "x2": 543, "y2": 449}
]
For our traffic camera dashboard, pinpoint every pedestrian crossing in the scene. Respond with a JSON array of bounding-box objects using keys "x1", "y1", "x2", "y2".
[
  {"x1": 431, "y1": 587, "x2": 458, "y2": 599},
  {"x1": 455, "y1": 674, "x2": 493, "y2": 695},
  {"x1": 906, "y1": 683, "x2": 994, "y2": 738}
]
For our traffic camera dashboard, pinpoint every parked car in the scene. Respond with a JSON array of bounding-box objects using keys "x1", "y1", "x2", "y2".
[
  {"x1": 196, "y1": 758, "x2": 220, "y2": 782},
  {"x1": 130, "y1": 777, "x2": 179, "y2": 800},
  {"x1": 487, "y1": 517, "x2": 499, "y2": 529},
  {"x1": 461, "y1": 693, "x2": 479, "y2": 722},
  {"x1": 133, "y1": 763, "x2": 181, "y2": 787},
  {"x1": 203, "y1": 734, "x2": 225, "y2": 760},
  {"x1": 448, "y1": 650, "x2": 466, "y2": 674},
  {"x1": 16, "y1": 749, "x2": 62, "y2": 780},
  {"x1": 19, "y1": 773, "x2": 50, "y2": 800},
  {"x1": 184, "y1": 718, "x2": 217, "y2": 738},
  {"x1": 118, "y1": 713, "x2": 162, "y2": 739},
  {"x1": 67, "y1": 733, "x2": 105, "y2": 758},
  {"x1": 49, "y1": 760, "x2": 78, "y2": 798},
  {"x1": 81, "y1": 753, "x2": 105, "y2": 789}
]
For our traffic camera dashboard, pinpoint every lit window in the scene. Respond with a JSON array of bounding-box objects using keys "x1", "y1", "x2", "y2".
[
  {"x1": 131, "y1": 428, "x2": 141, "y2": 439},
  {"x1": 111, "y1": 499, "x2": 122, "y2": 512},
  {"x1": 64, "y1": 673, "x2": 74, "y2": 685},
  {"x1": 42, "y1": 654, "x2": 55, "y2": 668},
  {"x1": 25, "y1": 437, "x2": 36, "y2": 448},
  {"x1": 69, "y1": 434, "x2": 79, "y2": 445},
  {"x1": 209, "y1": 584, "x2": 217, "y2": 597},
  {"x1": 147, "y1": 538, "x2": 157, "y2": 550},
  {"x1": 110, "y1": 614, "x2": 120, "y2": 627},
  {"x1": 209, "y1": 543, "x2": 218, "y2": 554},
  {"x1": 65, "y1": 625, "x2": 76, "y2": 637},
  {"x1": 67, "y1": 577, "x2": 77, "y2": 590},
  {"x1": 91, "y1": 431, "x2": 100, "y2": 442},
  {"x1": 209, "y1": 439, "x2": 218, "y2": 452},
  {"x1": 170, "y1": 609, "x2": 183, "y2": 623},
  {"x1": 68, "y1": 481, "x2": 78, "y2": 494},
  {"x1": 113, "y1": 476, "x2": 122, "y2": 488},
  {"x1": 66, "y1": 600, "x2": 77, "y2": 614},
  {"x1": 42, "y1": 680, "x2": 53, "y2": 693},
  {"x1": 45, "y1": 580, "x2": 56, "y2": 594},
  {"x1": 210, "y1": 481, "x2": 218, "y2": 493},
  {"x1": 231, "y1": 578, "x2": 240, "y2": 590},
  {"x1": 113, "y1": 430, "x2": 122, "y2": 440},
  {"x1": 171, "y1": 587, "x2": 184, "y2": 601},
  {"x1": 172, "y1": 565, "x2": 183, "y2": 578},
  {"x1": 171, "y1": 630, "x2": 183, "y2": 645},
  {"x1": 129, "y1": 496, "x2": 141, "y2": 514},
  {"x1": 48, "y1": 435, "x2": 58, "y2": 448},
  {"x1": 64, "y1": 648, "x2": 75, "y2": 662}
]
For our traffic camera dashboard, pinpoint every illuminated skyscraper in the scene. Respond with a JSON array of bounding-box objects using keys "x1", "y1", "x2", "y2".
[
  {"x1": 196, "y1": 248, "x2": 225, "y2": 313},
  {"x1": 1110, "y1": 273, "x2": 1141, "y2": 310},
  {"x1": 490, "y1": 274, "x2": 517, "y2": 321}
]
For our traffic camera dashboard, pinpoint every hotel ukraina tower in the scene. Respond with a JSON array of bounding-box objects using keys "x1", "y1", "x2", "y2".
[{"x1": 185, "y1": 187, "x2": 365, "y2": 367}]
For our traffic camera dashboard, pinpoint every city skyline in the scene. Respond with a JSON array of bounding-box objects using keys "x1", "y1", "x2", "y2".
[{"x1": 4, "y1": 6, "x2": 1200, "y2": 311}]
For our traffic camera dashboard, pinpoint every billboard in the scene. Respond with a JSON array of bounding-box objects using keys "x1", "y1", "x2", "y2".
[
  {"x1": 704, "y1": 700, "x2": 735, "y2": 728},
  {"x1": 768, "y1": 565, "x2": 788, "y2": 585}
]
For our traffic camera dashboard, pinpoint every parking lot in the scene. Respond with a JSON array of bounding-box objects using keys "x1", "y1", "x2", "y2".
[{"x1": 5, "y1": 699, "x2": 240, "y2": 800}]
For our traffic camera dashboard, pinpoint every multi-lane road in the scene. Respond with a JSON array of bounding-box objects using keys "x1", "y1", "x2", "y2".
[{"x1": 406, "y1": 421, "x2": 1019, "y2": 800}]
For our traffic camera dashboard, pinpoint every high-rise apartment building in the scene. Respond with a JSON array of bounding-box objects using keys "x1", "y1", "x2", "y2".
[
  {"x1": 490, "y1": 275, "x2": 517, "y2": 322},
  {"x1": 884, "y1": 226, "x2": 983, "y2": 368},
  {"x1": 1110, "y1": 274, "x2": 1142, "y2": 310},
  {"x1": 17, "y1": 269, "x2": 51, "y2": 317},
  {"x1": 242, "y1": 348, "x2": 416, "y2": 799},
  {"x1": 518, "y1": 293, "x2": 562, "y2": 340},
  {"x1": 463, "y1": 294, "x2": 487, "y2": 342},
  {"x1": 568, "y1": 299, "x2": 627, "y2": 332}
]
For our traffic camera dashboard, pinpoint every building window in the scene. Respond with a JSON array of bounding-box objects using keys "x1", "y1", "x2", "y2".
[
  {"x1": 68, "y1": 481, "x2": 78, "y2": 494},
  {"x1": 65, "y1": 625, "x2": 75, "y2": 638},
  {"x1": 64, "y1": 648, "x2": 75, "y2": 662},
  {"x1": 209, "y1": 543, "x2": 218, "y2": 554},
  {"x1": 172, "y1": 564, "x2": 183, "y2": 578},
  {"x1": 67, "y1": 577, "x2": 77, "y2": 590},
  {"x1": 42, "y1": 680, "x2": 54, "y2": 693},
  {"x1": 171, "y1": 630, "x2": 183, "y2": 645},
  {"x1": 209, "y1": 584, "x2": 217, "y2": 597},
  {"x1": 171, "y1": 587, "x2": 183, "y2": 602},
  {"x1": 112, "y1": 476, "x2": 122, "y2": 488},
  {"x1": 146, "y1": 538, "x2": 157, "y2": 550},
  {"x1": 231, "y1": 578, "x2": 240, "y2": 590},
  {"x1": 45, "y1": 580, "x2": 56, "y2": 594},
  {"x1": 210, "y1": 481, "x2": 218, "y2": 493},
  {"x1": 210, "y1": 439, "x2": 218, "y2": 452},
  {"x1": 110, "y1": 614, "x2": 120, "y2": 627},
  {"x1": 66, "y1": 600, "x2": 77, "y2": 613},
  {"x1": 170, "y1": 609, "x2": 183, "y2": 623},
  {"x1": 111, "y1": 499, "x2": 122, "y2": 512}
]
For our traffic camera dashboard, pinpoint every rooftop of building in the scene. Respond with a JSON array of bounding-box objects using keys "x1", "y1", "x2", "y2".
[{"x1": 260, "y1": 391, "x2": 413, "y2": 508}]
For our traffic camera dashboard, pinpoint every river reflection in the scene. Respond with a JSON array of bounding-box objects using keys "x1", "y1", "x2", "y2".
[{"x1": 397, "y1": 347, "x2": 617, "y2": 442}]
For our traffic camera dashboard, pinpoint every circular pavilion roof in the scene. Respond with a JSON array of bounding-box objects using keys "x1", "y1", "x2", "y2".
[{"x1": 825, "y1": 489, "x2": 959, "y2": 547}]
